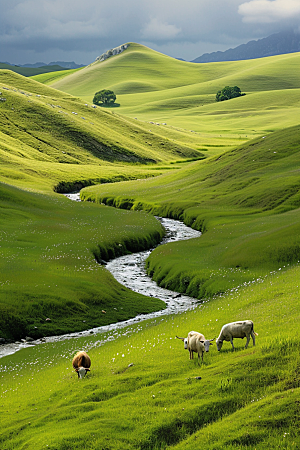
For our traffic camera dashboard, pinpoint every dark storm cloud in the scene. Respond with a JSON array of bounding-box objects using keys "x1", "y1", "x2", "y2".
[{"x1": 0, "y1": 0, "x2": 299, "y2": 64}]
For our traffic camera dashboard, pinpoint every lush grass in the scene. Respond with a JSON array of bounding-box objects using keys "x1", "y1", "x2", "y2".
[
  {"x1": 1, "y1": 263, "x2": 300, "y2": 449},
  {"x1": 3, "y1": 45, "x2": 299, "y2": 193},
  {"x1": 81, "y1": 124, "x2": 300, "y2": 298},
  {"x1": 49, "y1": 43, "x2": 300, "y2": 139},
  {"x1": 1, "y1": 42, "x2": 300, "y2": 449},
  {"x1": 0, "y1": 182, "x2": 165, "y2": 341},
  {"x1": 0, "y1": 69, "x2": 204, "y2": 192},
  {"x1": 31, "y1": 67, "x2": 82, "y2": 84}
]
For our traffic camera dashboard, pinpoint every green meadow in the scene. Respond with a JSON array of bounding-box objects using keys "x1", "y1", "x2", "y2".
[
  {"x1": 1, "y1": 264, "x2": 300, "y2": 449},
  {"x1": 0, "y1": 182, "x2": 165, "y2": 341},
  {"x1": 1, "y1": 41, "x2": 300, "y2": 448}
]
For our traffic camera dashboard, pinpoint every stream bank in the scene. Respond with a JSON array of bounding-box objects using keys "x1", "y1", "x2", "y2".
[{"x1": 0, "y1": 194, "x2": 201, "y2": 358}]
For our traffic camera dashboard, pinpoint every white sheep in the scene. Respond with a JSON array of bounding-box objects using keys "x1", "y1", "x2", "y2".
[
  {"x1": 177, "y1": 331, "x2": 215, "y2": 361},
  {"x1": 216, "y1": 320, "x2": 258, "y2": 351}
]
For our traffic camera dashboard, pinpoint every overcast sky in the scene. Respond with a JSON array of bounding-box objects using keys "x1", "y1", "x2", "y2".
[{"x1": 1, "y1": 0, "x2": 300, "y2": 65}]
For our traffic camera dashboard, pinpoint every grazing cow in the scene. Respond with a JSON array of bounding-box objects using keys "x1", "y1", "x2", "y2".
[
  {"x1": 216, "y1": 320, "x2": 258, "y2": 351},
  {"x1": 72, "y1": 351, "x2": 91, "y2": 379},
  {"x1": 177, "y1": 331, "x2": 215, "y2": 361}
]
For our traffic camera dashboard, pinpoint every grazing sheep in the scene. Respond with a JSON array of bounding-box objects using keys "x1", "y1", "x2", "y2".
[
  {"x1": 216, "y1": 320, "x2": 258, "y2": 351},
  {"x1": 72, "y1": 351, "x2": 91, "y2": 379},
  {"x1": 177, "y1": 331, "x2": 215, "y2": 361}
]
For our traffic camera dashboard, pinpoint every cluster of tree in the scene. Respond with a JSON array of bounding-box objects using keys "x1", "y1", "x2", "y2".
[
  {"x1": 216, "y1": 86, "x2": 245, "y2": 102},
  {"x1": 93, "y1": 89, "x2": 116, "y2": 106}
]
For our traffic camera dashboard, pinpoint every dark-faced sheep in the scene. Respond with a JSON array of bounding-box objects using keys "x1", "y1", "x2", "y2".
[{"x1": 72, "y1": 351, "x2": 91, "y2": 379}]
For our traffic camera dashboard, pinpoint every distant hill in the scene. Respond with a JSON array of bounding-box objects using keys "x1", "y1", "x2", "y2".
[
  {"x1": 192, "y1": 30, "x2": 300, "y2": 63},
  {"x1": 0, "y1": 63, "x2": 72, "y2": 77},
  {"x1": 19, "y1": 61, "x2": 85, "y2": 69}
]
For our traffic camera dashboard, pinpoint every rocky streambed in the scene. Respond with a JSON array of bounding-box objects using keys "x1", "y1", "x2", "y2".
[
  {"x1": 105, "y1": 216, "x2": 201, "y2": 314},
  {"x1": 0, "y1": 194, "x2": 201, "y2": 358}
]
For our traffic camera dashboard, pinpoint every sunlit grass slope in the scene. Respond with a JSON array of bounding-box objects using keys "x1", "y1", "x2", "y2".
[
  {"x1": 1, "y1": 263, "x2": 300, "y2": 449},
  {"x1": 49, "y1": 43, "x2": 300, "y2": 138},
  {"x1": 81, "y1": 124, "x2": 300, "y2": 298},
  {"x1": 0, "y1": 181, "x2": 165, "y2": 341},
  {"x1": 31, "y1": 67, "x2": 82, "y2": 84},
  {"x1": 0, "y1": 70, "x2": 204, "y2": 192}
]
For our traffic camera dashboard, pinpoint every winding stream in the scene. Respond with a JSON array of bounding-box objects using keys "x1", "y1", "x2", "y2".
[
  {"x1": 106, "y1": 217, "x2": 201, "y2": 314},
  {"x1": 0, "y1": 194, "x2": 201, "y2": 359}
]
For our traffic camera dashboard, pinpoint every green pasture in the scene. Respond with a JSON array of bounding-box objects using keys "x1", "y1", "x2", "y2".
[
  {"x1": 0, "y1": 182, "x2": 165, "y2": 341},
  {"x1": 1, "y1": 263, "x2": 300, "y2": 449},
  {"x1": 49, "y1": 43, "x2": 300, "y2": 137},
  {"x1": 81, "y1": 124, "x2": 300, "y2": 298}
]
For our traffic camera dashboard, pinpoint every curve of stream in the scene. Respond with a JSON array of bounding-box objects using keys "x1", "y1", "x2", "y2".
[{"x1": 0, "y1": 193, "x2": 201, "y2": 358}]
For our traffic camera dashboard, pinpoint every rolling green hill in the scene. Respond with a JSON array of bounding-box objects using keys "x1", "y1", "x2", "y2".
[
  {"x1": 31, "y1": 67, "x2": 82, "y2": 84},
  {"x1": 81, "y1": 124, "x2": 300, "y2": 298},
  {"x1": 0, "y1": 70, "x2": 204, "y2": 192},
  {"x1": 49, "y1": 42, "x2": 300, "y2": 138}
]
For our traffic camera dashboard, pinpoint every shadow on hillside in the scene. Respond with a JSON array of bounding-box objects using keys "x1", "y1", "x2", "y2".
[{"x1": 98, "y1": 103, "x2": 120, "y2": 108}]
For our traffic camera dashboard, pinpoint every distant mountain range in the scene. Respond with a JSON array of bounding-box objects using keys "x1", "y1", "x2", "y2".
[
  {"x1": 0, "y1": 63, "x2": 77, "y2": 77},
  {"x1": 0, "y1": 61, "x2": 84, "y2": 69},
  {"x1": 20, "y1": 61, "x2": 85, "y2": 69},
  {"x1": 192, "y1": 30, "x2": 300, "y2": 63}
]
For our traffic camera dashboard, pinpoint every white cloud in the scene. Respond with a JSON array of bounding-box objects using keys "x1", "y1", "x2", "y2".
[
  {"x1": 141, "y1": 17, "x2": 181, "y2": 41},
  {"x1": 239, "y1": 0, "x2": 300, "y2": 23}
]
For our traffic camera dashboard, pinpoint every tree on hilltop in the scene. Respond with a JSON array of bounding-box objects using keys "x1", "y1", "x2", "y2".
[
  {"x1": 216, "y1": 86, "x2": 245, "y2": 102},
  {"x1": 93, "y1": 89, "x2": 116, "y2": 106}
]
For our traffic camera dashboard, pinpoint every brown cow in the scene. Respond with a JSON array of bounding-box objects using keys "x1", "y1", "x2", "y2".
[{"x1": 72, "y1": 351, "x2": 91, "y2": 379}]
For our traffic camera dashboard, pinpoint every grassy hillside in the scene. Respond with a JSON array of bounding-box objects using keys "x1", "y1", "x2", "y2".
[
  {"x1": 81, "y1": 124, "x2": 300, "y2": 298},
  {"x1": 0, "y1": 67, "x2": 207, "y2": 342},
  {"x1": 31, "y1": 67, "x2": 82, "y2": 84},
  {"x1": 0, "y1": 182, "x2": 165, "y2": 341},
  {"x1": 0, "y1": 70, "x2": 205, "y2": 192},
  {"x1": 49, "y1": 43, "x2": 300, "y2": 138},
  {"x1": 1, "y1": 262, "x2": 300, "y2": 449}
]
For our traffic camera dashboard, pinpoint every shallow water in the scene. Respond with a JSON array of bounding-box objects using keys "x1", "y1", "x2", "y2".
[
  {"x1": 0, "y1": 194, "x2": 201, "y2": 359},
  {"x1": 106, "y1": 216, "x2": 201, "y2": 314}
]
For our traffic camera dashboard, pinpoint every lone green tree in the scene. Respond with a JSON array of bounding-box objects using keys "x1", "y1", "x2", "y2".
[
  {"x1": 216, "y1": 86, "x2": 245, "y2": 102},
  {"x1": 93, "y1": 89, "x2": 116, "y2": 106}
]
